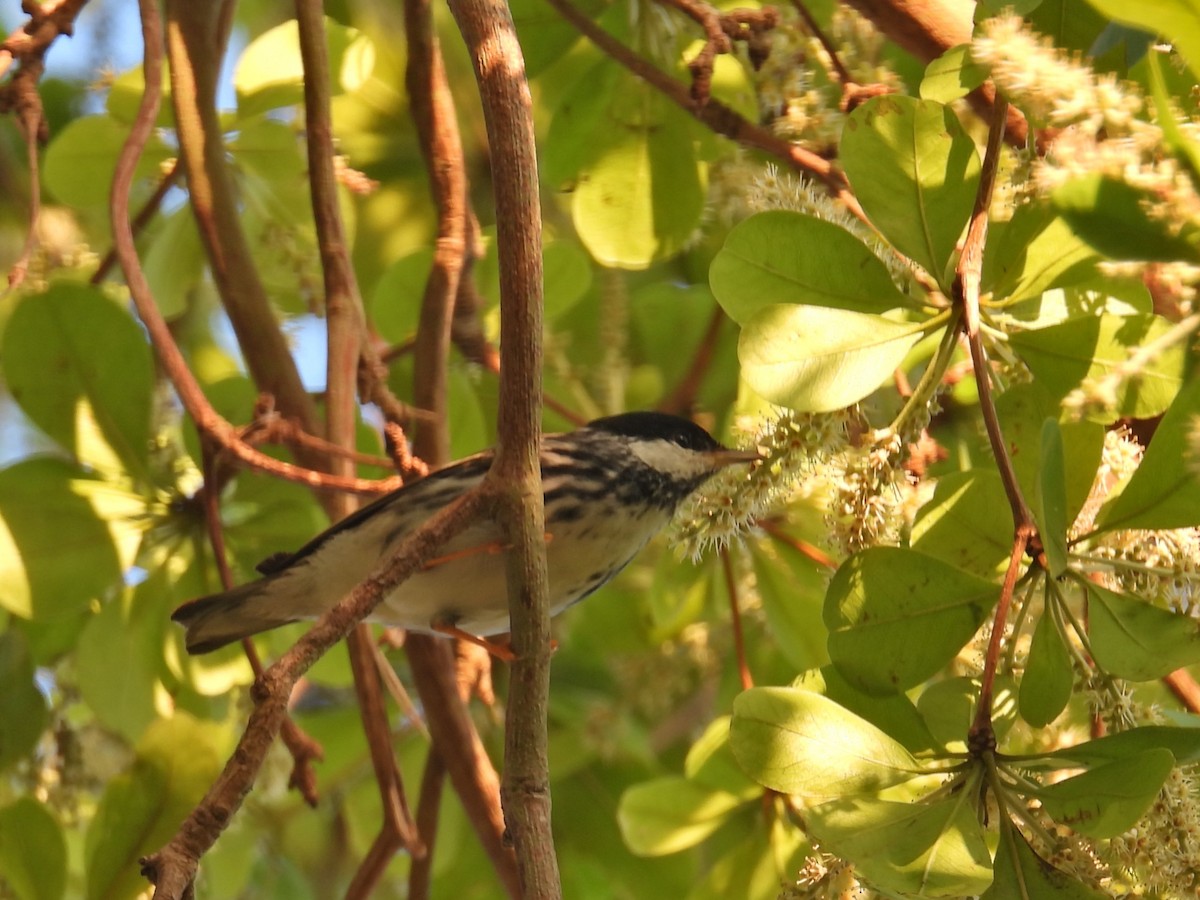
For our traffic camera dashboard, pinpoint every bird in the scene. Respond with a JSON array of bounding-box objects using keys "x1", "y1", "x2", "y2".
[{"x1": 172, "y1": 411, "x2": 761, "y2": 657}]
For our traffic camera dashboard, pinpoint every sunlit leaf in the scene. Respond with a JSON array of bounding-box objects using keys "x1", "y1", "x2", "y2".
[
  {"x1": 1081, "y1": 0, "x2": 1200, "y2": 77},
  {"x1": 825, "y1": 547, "x2": 999, "y2": 694},
  {"x1": 571, "y1": 86, "x2": 705, "y2": 269},
  {"x1": 982, "y1": 204, "x2": 1099, "y2": 304},
  {"x1": 43, "y1": 115, "x2": 171, "y2": 207},
  {"x1": 984, "y1": 826, "x2": 1109, "y2": 899},
  {"x1": 0, "y1": 459, "x2": 144, "y2": 620},
  {"x1": 806, "y1": 795, "x2": 994, "y2": 898},
  {"x1": 235, "y1": 19, "x2": 376, "y2": 117},
  {"x1": 1037, "y1": 419, "x2": 1069, "y2": 577},
  {"x1": 684, "y1": 716, "x2": 760, "y2": 798},
  {"x1": 918, "y1": 676, "x2": 1017, "y2": 749},
  {"x1": 730, "y1": 688, "x2": 920, "y2": 799},
  {"x1": 798, "y1": 667, "x2": 940, "y2": 755},
  {"x1": 920, "y1": 45, "x2": 988, "y2": 103},
  {"x1": 2, "y1": 283, "x2": 154, "y2": 475},
  {"x1": 1093, "y1": 376, "x2": 1200, "y2": 532},
  {"x1": 1042, "y1": 723, "x2": 1200, "y2": 768},
  {"x1": 1088, "y1": 583, "x2": 1200, "y2": 680},
  {"x1": 911, "y1": 470, "x2": 1013, "y2": 577},
  {"x1": 841, "y1": 95, "x2": 981, "y2": 288},
  {"x1": 1053, "y1": 174, "x2": 1200, "y2": 262},
  {"x1": 739, "y1": 305, "x2": 926, "y2": 412},
  {"x1": 618, "y1": 778, "x2": 748, "y2": 856},
  {"x1": 1020, "y1": 601, "x2": 1074, "y2": 728},
  {"x1": 709, "y1": 211, "x2": 908, "y2": 325},
  {"x1": 1038, "y1": 749, "x2": 1174, "y2": 838},
  {"x1": 1008, "y1": 313, "x2": 1186, "y2": 423}
]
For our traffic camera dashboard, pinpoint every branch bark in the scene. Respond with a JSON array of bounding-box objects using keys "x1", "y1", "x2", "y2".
[{"x1": 445, "y1": 0, "x2": 559, "y2": 895}]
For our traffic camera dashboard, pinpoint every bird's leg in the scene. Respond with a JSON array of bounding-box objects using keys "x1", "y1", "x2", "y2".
[{"x1": 430, "y1": 618, "x2": 517, "y2": 662}]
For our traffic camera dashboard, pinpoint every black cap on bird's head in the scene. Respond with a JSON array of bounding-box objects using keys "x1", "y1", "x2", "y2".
[{"x1": 586, "y1": 412, "x2": 762, "y2": 473}]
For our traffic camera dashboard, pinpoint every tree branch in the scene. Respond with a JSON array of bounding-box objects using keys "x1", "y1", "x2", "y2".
[
  {"x1": 401, "y1": 0, "x2": 520, "y2": 888},
  {"x1": 446, "y1": 0, "x2": 558, "y2": 895},
  {"x1": 293, "y1": 3, "x2": 424, "y2": 894}
]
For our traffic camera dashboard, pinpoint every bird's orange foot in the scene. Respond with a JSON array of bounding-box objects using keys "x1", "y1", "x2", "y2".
[{"x1": 432, "y1": 620, "x2": 517, "y2": 662}]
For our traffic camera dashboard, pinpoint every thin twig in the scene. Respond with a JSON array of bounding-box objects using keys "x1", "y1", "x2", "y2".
[
  {"x1": 199, "y1": 446, "x2": 323, "y2": 807},
  {"x1": 654, "y1": 0, "x2": 778, "y2": 103},
  {"x1": 0, "y1": 0, "x2": 90, "y2": 287},
  {"x1": 789, "y1": 0, "x2": 852, "y2": 86},
  {"x1": 659, "y1": 305, "x2": 724, "y2": 415},
  {"x1": 295, "y1": 1, "x2": 425, "y2": 890}
]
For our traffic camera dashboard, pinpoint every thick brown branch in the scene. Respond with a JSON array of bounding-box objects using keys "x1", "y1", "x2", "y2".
[
  {"x1": 294, "y1": 2, "x2": 425, "y2": 893},
  {"x1": 164, "y1": 0, "x2": 323, "y2": 444},
  {"x1": 446, "y1": 0, "x2": 559, "y2": 895}
]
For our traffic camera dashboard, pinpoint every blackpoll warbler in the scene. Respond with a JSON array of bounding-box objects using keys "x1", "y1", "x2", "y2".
[{"x1": 173, "y1": 412, "x2": 760, "y2": 655}]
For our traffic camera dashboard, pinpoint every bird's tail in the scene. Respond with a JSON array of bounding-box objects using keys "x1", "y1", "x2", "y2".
[{"x1": 172, "y1": 576, "x2": 300, "y2": 654}]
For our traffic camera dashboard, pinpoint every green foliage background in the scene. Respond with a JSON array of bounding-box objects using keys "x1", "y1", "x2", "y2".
[{"x1": 1, "y1": 0, "x2": 1200, "y2": 898}]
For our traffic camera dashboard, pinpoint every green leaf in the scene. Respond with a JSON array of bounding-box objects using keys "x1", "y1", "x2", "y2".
[
  {"x1": 1093, "y1": 376, "x2": 1200, "y2": 531},
  {"x1": 841, "y1": 95, "x2": 981, "y2": 287},
  {"x1": 141, "y1": 206, "x2": 206, "y2": 320},
  {"x1": 369, "y1": 249, "x2": 431, "y2": 344},
  {"x1": 2, "y1": 283, "x2": 154, "y2": 475},
  {"x1": 739, "y1": 305, "x2": 926, "y2": 412},
  {"x1": 1147, "y1": 48, "x2": 1200, "y2": 179},
  {"x1": 1088, "y1": 583, "x2": 1200, "y2": 681},
  {"x1": 617, "y1": 777, "x2": 748, "y2": 856},
  {"x1": 0, "y1": 798, "x2": 67, "y2": 900},
  {"x1": 750, "y1": 539, "x2": 829, "y2": 670},
  {"x1": 802, "y1": 666, "x2": 940, "y2": 755},
  {"x1": 920, "y1": 45, "x2": 989, "y2": 103},
  {"x1": 1038, "y1": 748, "x2": 1174, "y2": 838},
  {"x1": 729, "y1": 687, "x2": 920, "y2": 799},
  {"x1": 1028, "y1": 0, "x2": 1112, "y2": 55},
  {"x1": 0, "y1": 631, "x2": 48, "y2": 771},
  {"x1": 684, "y1": 716, "x2": 759, "y2": 797},
  {"x1": 982, "y1": 204, "x2": 1099, "y2": 304},
  {"x1": 1053, "y1": 174, "x2": 1200, "y2": 262},
  {"x1": 994, "y1": 384, "x2": 1105, "y2": 532},
  {"x1": 235, "y1": 19, "x2": 376, "y2": 117},
  {"x1": 571, "y1": 80, "x2": 704, "y2": 269},
  {"x1": 687, "y1": 816, "x2": 806, "y2": 900},
  {"x1": 0, "y1": 459, "x2": 144, "y2": 620},
  {"x1": 805, "y1": 795, "x2": 994, "y2": 898},
  {"x1": 709, "y1": 211, "x2": 909, "y2": 325},
  {"x1": 825, "y1": 547, "x2": 1000, "y2": 694},
  {"x1": 76, "y1": 581, "x2": 167, "y2": 743},
  {"x1": 1036, "y1": 419, "x2": 1069, "y2": 576},
  {"x1": 911, "y1": 470, "x2": 1013, "y2": 577},
  {"x1": 1008, "y1": 313, "x2": 1186, "y2": 423},
  {"x1": 918, "y1": 676, "x2": 1017, "y2": 749},
  {"x1": 1043, "y1": 723, "x2": 1200, "y2": 768},
  {"x1": 984, "y1": 826, "x2": 1110, "y2": 900},
  {"x1": 85, "y1": 714, "x2": 221, "y2": 900},
  {"x1": 1020, "y1": 602, "x2": 1074, "y2": 728},
  {"x1": 1081, "y1": 0, "x2": 1200, "y2": 77},
  {"x1": 43, "y1": 115, "x2": 171, "y2": 208}
]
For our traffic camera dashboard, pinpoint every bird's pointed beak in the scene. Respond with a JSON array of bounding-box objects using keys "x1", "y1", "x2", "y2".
[{"x1": 707, "y1": 447, "x2": 765, "y2": 469}]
